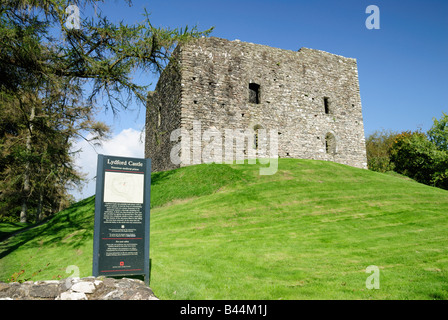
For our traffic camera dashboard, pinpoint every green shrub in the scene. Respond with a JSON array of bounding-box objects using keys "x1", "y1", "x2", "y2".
[
  {"x1": 390, "y1": 131, "x2": 448, "y2": 189},
  {"x1": 365, "y1": 129, "x2": 398, "y2": 172}
]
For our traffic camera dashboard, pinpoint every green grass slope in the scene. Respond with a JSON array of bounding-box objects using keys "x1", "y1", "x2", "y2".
[{"x1": 1, "y1": 159, "x2": 448, "y2": 299}]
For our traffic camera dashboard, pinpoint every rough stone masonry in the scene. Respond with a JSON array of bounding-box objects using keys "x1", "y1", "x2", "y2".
[
  {"x1": 0, "y1": 277, "x2": 158, "y2": 300},
  {"x1": 145, "y1": 37, "x2": 367, "y2": 172}
]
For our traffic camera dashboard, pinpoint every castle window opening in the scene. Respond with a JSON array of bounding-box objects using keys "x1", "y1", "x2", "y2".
[
  {"x1": 249, "y1": 83, "x2": 260, "y2": 104},
  {"x1": 325, "y1": 132, "x2": 336, "y2": 154},
  {"x1": 324, "y1": 97, "x2": 330, "y2": 114},
  {"x1": 253, "y1": 124, "x2": 263, "y2": 149},
  {"x1": 157, "y1": 105, "x2": 162, "y2": 127}
]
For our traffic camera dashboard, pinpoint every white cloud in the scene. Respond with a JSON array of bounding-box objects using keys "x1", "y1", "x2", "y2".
[{"x1": 71, "y1": 127, "x2": 145, "y2": 200}]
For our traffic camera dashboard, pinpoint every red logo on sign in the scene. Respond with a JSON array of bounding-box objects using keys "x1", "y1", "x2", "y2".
[{"x1": 120, "y1": 261, "x2": 124, "y2": 266}]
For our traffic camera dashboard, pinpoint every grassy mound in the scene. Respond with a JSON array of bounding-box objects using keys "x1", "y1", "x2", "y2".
[{"x1": 1, "y1": 159, "x2": 447, "y2": 299}]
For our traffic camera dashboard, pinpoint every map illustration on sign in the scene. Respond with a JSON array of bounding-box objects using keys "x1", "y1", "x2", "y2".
[{"x1": 103, "y1": 172, "x2": 144, "y2": 203}]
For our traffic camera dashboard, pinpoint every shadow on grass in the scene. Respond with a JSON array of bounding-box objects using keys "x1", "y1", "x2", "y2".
[
  {"x1": 0, "y1": 222, "x2": 33, "y2": 242},
  {"x1": 150, "y1": 168, "x2": 178, "y2": 186},
  {"x1": 0, "y1": 197, "x2": 95, "y2": 260}
]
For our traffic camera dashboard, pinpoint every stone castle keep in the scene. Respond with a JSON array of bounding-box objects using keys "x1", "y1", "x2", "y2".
[{"x1": 145, "y1": 37, "x2": 367, "y2": 172}]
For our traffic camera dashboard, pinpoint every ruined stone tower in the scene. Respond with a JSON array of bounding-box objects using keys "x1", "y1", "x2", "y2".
[{"x1": 145, "y1": 37, "x2": 367, "y2": 172}]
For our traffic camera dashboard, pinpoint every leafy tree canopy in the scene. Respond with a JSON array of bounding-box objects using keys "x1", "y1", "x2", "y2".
[
  {"x1": 428, "y1": 112, "x2": 448, "y2": 152},
  {"x1": 1, "y1": 0, "x2": 213, "y2": 111}
]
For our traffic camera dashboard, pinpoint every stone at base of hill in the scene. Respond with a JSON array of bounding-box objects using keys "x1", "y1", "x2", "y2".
[{"x1": 0, "y1": 277, "x2": 158, "y2": 300}]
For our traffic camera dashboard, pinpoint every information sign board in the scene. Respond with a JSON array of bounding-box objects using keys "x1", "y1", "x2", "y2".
[{"x1": 92, "y1": 155, "x2": 151, "y2": 284}]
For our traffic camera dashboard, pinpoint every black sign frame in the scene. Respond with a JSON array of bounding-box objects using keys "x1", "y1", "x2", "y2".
[{"x1": 92, "y1": 154, "x2": 151, "y2": 285}]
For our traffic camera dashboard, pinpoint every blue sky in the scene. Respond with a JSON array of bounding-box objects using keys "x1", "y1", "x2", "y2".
[{"x1": 72, "y1": 0, "x2": 448, "y2": 199}]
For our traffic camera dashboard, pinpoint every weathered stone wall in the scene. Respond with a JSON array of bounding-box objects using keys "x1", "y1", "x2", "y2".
[
  {"x1": 0, "y1": 277, "x2": 158, "y2": 300},
  {"x1": 146, "y1": 46, "x2": 183, "y2": 172},
  {"x1": 145, "y1": 37, "x2": 367, "y2": 171}
]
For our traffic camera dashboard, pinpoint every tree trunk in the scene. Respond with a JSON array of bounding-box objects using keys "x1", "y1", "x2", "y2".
[
  {"x1": 20, "y1": 105, "x2": 35, "y2": 223},
  {"x1": 19, "y1": 202, "x2": 27, "y2": 223},
  {"x1": 37, "y1": 191, "x2": 44, "y2": 222}
]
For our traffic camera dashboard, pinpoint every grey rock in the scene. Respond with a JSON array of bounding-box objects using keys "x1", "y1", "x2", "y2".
[
  {"x1": 71, "y1": 281, "x2": 96, "y2": 294},
  {"x1": 0, "y1": 277, "x2": 157, "y2": 300}
]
